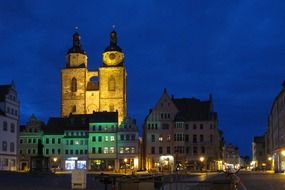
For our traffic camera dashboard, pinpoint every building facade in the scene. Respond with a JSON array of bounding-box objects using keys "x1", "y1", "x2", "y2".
[
  {"x1": 266, "y1": 82, "x2": 285, "y2": 172},
  {"x1": 61, "y1": 30, "x2": 127, "y2": 124},
  {"x1": 19, "y1": 113, "x2": 139, "y2": 172},
  {"x1": 143, "y1": 89, "x2": 222, "y2": 172},
  {"x1": 18, "y1": 115, "x2": 45, "y2": 171},
  {"x1": 252, "y1": 136, "x2": 266, "y2": 170},
  {"x1": 223, "y1": 144, "x2": 241, "y2": 167},
  {"x1": 0, "y1": 83, "x2": 20, "y2": 171}
]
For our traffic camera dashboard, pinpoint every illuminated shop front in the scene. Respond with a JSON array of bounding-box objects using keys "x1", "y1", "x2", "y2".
[
  {"x1": 119, "y1": 158, "x2": 139, "y2": 170},
  {"x1": 159, "y1": 155, "x2": 174, "y2": 171},
  {"x1": 89, "y1": 159, "x2": 115, "y2": 171},
  {"x1": 65, "y1": 157, "x2": 87, "y2": 170}
]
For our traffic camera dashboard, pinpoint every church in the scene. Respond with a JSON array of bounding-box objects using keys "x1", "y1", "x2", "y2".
[{"x1": 61, "y1": 30, "x2": 127, "y2": 124}]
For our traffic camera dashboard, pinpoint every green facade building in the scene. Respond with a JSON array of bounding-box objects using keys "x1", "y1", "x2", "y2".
[{"x1": 19, "y1": 112, "x2": 139, "y2": 172}]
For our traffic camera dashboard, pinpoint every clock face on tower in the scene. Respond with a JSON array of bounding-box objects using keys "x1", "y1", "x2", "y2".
[{"x1": 103, "y1": 51, "x2": 124, "y2": 66}]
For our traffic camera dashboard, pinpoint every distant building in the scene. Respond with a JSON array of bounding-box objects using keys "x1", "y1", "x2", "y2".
[
  {"x1": 266, "y1": 82, "x2": 285, "y2": 172},
  {"x1": 223, "y1": 144, "x2": 240, "y2": 166},
  {"x1": 143, "y1": 89, "x2": 223, "y2": 171},
  {"x1": 252, "y1": 136, "x2": 266, "y2": 170},
  {"x1": 19, "y1": 113, "x2": 139, "y2": 172},
  {"x1": 0, "y1": 83, "x2": 20, "y2": 171}
]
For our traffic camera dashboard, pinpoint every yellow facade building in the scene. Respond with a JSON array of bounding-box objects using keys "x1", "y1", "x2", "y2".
[{"x1": 61, "y1": 30, "x2": 127, "y2": 124}]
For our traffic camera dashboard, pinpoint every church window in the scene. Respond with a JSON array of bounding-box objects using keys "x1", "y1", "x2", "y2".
[
  {"x1": 71, "y1": 77, "x2": 77, "y2": 92},
  {"x1": 108, "y1": 76, "x2": 115, "y2": 91},
  {"x1": 109, "y1": 104, "x2": 114, "y2": 112}
]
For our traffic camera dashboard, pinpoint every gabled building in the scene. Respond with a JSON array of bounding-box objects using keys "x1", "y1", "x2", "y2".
[
  {"x1": 19, "y1": 115, "x2": 45, "y2": 170},
  {"x1": 0, "y1": 82, "x2": 20, "y2": 171},
  {"x1": 143, "y1": 89, "x2": 222, "y2": 171}
]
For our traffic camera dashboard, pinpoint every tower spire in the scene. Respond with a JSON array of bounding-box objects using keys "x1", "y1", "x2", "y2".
[
  {"x1": 110, "y1": 30, "x2": 117, "y2": 46},
  {"x1": 67, "y1": 28, "x2": 86, "y2": 55},
  {"x1": 104, "y1": 27, "x2": 122, "y2": 52}
]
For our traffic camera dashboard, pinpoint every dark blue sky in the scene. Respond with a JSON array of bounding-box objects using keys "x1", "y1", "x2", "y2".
[{"x1": 1, "y1": 1, "x2": 285, "y2": 156}]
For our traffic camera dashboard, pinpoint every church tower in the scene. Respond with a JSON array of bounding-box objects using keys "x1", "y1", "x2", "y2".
[
  {"x1": 99, "y1": 30, "x2": 127, "y2": 124},
  {"x1": 60, "y1": 30, "x2": 127, "y2": 124},
  {"x1": 61, "y1": 32, "x2": 88, "y2": 117}
]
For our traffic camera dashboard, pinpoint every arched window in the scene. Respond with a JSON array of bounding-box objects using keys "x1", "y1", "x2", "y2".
[
  {"x1": 71, "y1": 77, "x2": 77, "y2": 92},
  {"x1": 108, "y1": 76, "x2": 115, "y2": 91}
]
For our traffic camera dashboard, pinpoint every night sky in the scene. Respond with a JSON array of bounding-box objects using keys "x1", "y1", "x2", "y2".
[{"x1": 1, "y1": 1, "x2": 285, "y2": 157}]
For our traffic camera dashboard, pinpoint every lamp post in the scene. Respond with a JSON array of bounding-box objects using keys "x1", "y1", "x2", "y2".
[
  {"x1": 52, "y1": 157, "x2": 58, "y2": 173},
  {"x1": 124, "y1": 158, "x2": 127, "y2": 174},
  {"x1": 199, "y1": 156, "x2": 205, "y2": 172}
]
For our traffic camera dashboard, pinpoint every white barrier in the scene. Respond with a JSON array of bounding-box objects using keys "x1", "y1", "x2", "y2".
[{"x1": 72, "y1": 169, "x2": 87, "y2": 189}]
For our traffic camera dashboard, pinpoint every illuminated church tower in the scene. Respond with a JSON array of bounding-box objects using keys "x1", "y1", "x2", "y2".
[{"x1": 61, "y1": 30, "x2": 127, "y2": 124}]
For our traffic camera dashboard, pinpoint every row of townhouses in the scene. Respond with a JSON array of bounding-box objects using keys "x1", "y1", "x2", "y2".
[{"x1": 19, "y1": 113, "x2": 139, "y2": 172}]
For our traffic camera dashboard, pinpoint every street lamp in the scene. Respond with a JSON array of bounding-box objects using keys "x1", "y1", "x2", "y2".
[
  {"x1": 268, "y1": 157, "x2": 272, "y2": 161},
  {"x1": 53, "y1": 157, "x2": 58, "y2": 162},
  {"x1": 281, "y1": 151, "x2": 285, "y2": 156}
]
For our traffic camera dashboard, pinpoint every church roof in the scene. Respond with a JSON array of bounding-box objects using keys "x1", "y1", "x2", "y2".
[
  {"x1": 44, "y1": 112, "x2": 118, "y2": 134},
  {"x1": 173, "y1": 98, "x2": 217, "y2": 121},
  {"x1": 89, "y1": 112, "x2": 118, "y2": 123}
]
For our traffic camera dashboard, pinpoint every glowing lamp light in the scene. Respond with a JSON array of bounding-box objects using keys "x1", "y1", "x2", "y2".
[
  {"x1": 134, "y1": 158, "x2": 139, "y2": 168},
  {"x1": 268, "y1": 157, "x2": 272, "y2": 161},
  {"x1": 281, "y1": 150, "x2": 285, "y2": 156},
  {"x1": 199, "y1": 156, "x2": 205, "y2": 162},
  {"x1": 124, "y1": 158, "x2": 128, "y2": 163},
  {"x1": 53, "y1": 157, "x2": 58, "y2": 162}
]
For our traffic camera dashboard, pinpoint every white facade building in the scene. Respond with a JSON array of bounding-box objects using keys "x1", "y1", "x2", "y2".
[{"x1": 0, "y1": 83, "x2": 20, "y2": 171}]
